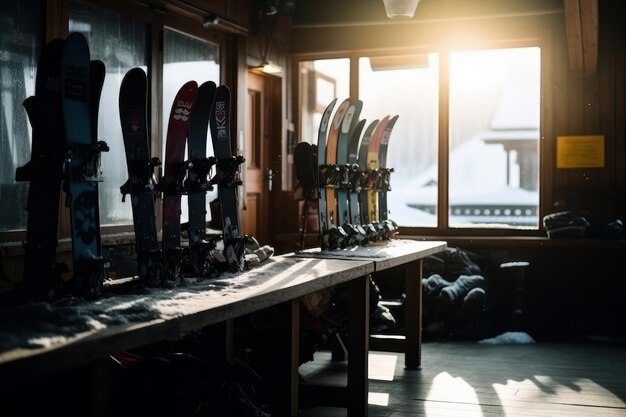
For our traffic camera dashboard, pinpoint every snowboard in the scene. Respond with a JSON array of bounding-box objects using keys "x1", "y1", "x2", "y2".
[
  {"x1": 61, "y1": 32, "x2": 109, "y2": 297},
  {"x1": 119, "y1": 67, "x2": 163, "y2": 286},
  {"x1": 366, "y1": 115, "x2": 391, "y2": 229},
  {"x1": 336, "y1": 100, "x2": 362, "y2": 227},
  {"x1": 357, "y1": 119, "x2": 379, "y2": 227},
  {"x1": 347, "y1": 118, "x2": 366, "y2": 226},
  {"x1": 322, "y1": 98, "x2": 350, "y2": 249},
  {"x1": 376, "y1": 115, "x2": 398, "y2": 221},
  {"x1": 209, "y1": 84, "x2": 248, "y2": 272},
  {"x1": 344, "y1": 118, "x2": 368, "y2": 245},
  {"x1": 160, "y1": 80, "x2": 198, "y2": 283},
  {"x1": 185, "y1": 80, "x2": 218, "y2": 275},
  {"x1": 315, "y1": 98, "x2": 337, "y2": 251},
  {"x1": 15, "y1": 38, "x2": 66, "y2": 299}
]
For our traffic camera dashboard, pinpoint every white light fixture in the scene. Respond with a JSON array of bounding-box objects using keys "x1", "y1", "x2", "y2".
[
  {"x1": 382, "y1": 0, "x2": 420, "y2": 18},
  {"x1": 255, "y1": 62, "x2": 283, "y2": 75}
]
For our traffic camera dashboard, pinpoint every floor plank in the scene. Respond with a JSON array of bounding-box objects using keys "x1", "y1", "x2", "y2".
[{"x1": 299, "y1": 341, "x2": 626, "y2": 416}]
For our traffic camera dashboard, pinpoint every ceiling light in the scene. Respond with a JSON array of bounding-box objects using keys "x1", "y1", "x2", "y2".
[
  {"x1": 382, "y1": 0, "x2": 420, "y2": 19},
  {"x1": 252, "y1": 62, "x2": 283, "y2": 75}
]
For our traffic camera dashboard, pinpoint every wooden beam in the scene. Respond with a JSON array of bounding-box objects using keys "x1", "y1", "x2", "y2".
[
  {"x1": 580, "y1": 0, "x2": 598, "y2": 75},
  {"x1": 563, "y1": 0, "x2": 598, "y2": 75}
]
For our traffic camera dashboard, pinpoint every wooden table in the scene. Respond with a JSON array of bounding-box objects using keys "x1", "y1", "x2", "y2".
[
  {"x1": 0, "y1": 238, "x2": 445, "y2": 417},
  {"x1": 0, "y1": 256, "x2": 374, "y2": 417},
  {"x1": 289, "y1": 238, "x2": 447, "y2": 416}
]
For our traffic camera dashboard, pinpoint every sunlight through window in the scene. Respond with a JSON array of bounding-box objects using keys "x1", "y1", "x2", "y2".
[
  {"x1": 368, "y1": 352, "x2": 398, "y2": 381},
  {"x1": 368, "y1": 391, "x2": 390, "y2": 406}
]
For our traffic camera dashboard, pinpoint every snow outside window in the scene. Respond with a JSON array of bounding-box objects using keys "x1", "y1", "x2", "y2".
[{"x1": 0, "y1": 0, "x2": 42, "y2": 232}]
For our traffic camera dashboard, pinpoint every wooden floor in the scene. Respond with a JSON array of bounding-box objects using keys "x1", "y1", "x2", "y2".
[{"x1": 299, "y1": 341, "x2": 626, "y2": 417}]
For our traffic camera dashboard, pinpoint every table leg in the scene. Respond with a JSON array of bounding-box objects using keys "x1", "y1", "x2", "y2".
[
  {"x1": 404, "y1": 259, "x2": 423, "y2": 369},
  {"x1": 346, "y1": 273, "x2": 370, "y2": 417},
  {"x1": 270, "y1": 299, "x2": 300, "y2": 417}
]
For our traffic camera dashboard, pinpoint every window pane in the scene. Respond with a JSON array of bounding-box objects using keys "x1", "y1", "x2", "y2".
[
  {"x1": 359, "y1": 54, "x2": 439, "y2": 227},
  {"x1": 163, "y1": 28, "x2": 220, "y2": 223},
  {"x1": 449, "y1": 47, "x2": 540, "y2": 229},
  {"x1": 298, "y1": 58, "x2": 349, "y2": 145},
  {"x1": 69, "y1": 2, "x2": 148, "y2": 226},
  {"x1": 0, "y1": 0, "x2": 43, "y2": 232}
]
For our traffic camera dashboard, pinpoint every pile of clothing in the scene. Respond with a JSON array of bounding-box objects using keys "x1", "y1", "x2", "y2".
[{"x1": 422, "y1": 247, "x2": 487, "y2": 337}]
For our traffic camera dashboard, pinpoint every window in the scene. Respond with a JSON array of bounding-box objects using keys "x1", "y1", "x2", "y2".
[
  {"x1": 162, "y1": 28, "x2": 220, "y2": 223},
  {"x1": 447, "y1": 47, "x2": 540, "y2": 228},
  {"x1": 298, "y1": 58, "x2": 349, "y2": 144},
  {"x1": 359, "y1": 54, "x2": 440, "y2": 227},
  {"x1": 69, "y1": 1, "x2": 148, "y2": 226},
  {"x1": 0, "y1": 0, "x2": 43, "y2": 232},
  {"x1": 298, "y1": 45, "x2": 541, "y2": 231}
]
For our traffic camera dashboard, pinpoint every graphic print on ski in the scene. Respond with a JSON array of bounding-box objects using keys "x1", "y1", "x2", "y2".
[
  {"x1": 119, "y1": 67, "x2": 163, "y2": 286},
  {"x1": 161, "y1": 80, "x2": 198, "y2": 283},
  {"x1": 323, "y1": 98, "x2": 350, "y2": 249},
  {"x1": 209, "y1": 84, "x2": 248, "y2": 271},
  {"x1": 62, "y1": 32, "x2": 109, "y2": 297},
  {"x1": 315, "y1": 98, "x2": 337, "y2": 250},
  {"x1": 186, "y1": 81, "x2": 217, "y2": 275},
  {"x1": 15, "y1": 38, "x2": 66, "y2": 299}
]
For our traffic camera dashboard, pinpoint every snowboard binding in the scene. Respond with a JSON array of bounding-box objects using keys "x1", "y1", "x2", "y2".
[
  {"x1": 120, "y1": 157, "x2": 161, "y2": 202},
  {"x1": 188, "y1": 237, "x2": 220, "y2": 277},
  {"x1": 184, "y1": 156, "x2": 217, "y2": 193},
  {"x1": 138, "y1": 249, "x2": 164, "y2": 287},
  {"x1": 65, "y1": 140, "x2": 110, "y2": 182},
  {"x1": 223, "y1": 235, "x2": 250, "y2": 272},
  {"x1": 319, "y1": 164, "x2": 341, "y2": 188},
  {"x1": 162, "y1": 247, "x2": 183, "y2": 286},
  {"x1": 74, "y1": 254, "x2": 111, "y2": 298},
  {"x1": 212, "y1": 155, "x2": 246, "y2": 188},
  {"x1": 325, "y1": 225, "x2": 348, "y2": 250}
]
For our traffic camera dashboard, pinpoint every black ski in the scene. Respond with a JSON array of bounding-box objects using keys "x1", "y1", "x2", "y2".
[
  {"x1": 209, "y1": 85, "x2": 248, "y2": 271},
  {"x1": 185, "y1": 80, "x2": 218, "y2": 275},
  {"x1": 61, "y1": 32, "x2": 110, "y2": 297},
  {"x1": 119, "y1": 67, "x2": 163, "y2": 286},
  {"x1": 160, "y1": 80, "x2": 198, "y2": 283},
  {"x1": 15, "y1": 38, "x2": 66, "y2": 299}
]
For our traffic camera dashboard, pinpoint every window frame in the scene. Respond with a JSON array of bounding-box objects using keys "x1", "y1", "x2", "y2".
[{"x1": 292, "y1": 35, "x2": 554, "y2": 238}]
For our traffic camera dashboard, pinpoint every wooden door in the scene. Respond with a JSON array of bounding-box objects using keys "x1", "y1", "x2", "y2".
[{"x1": 244, "y1": 71, "x2": 271, "y2": 244}]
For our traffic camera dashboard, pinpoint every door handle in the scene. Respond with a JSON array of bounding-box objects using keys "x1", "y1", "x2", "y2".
[{"x1": 264, "y1": 168, "x2": 273, "y2": 191}]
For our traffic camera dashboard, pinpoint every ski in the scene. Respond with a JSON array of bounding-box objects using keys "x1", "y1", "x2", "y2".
[
  {"x1": 345, "y1": 118, "x2": 367, "y2": 245},
  {"x1": 119, "y1": 67, "x2": 163, "y2": 286},
  {"x1": 159, "y1": 80, "x2": 198, "y2": 284},
  {"x1": 61, "y1": 32, "x2": 110, "y2": 297},
  {"x1": 357, "y1": 119, "x2": 379, "y2": 228},
  {"x1": 185, "y1": 80, "x2": 218, "y2": 276},
  {"x1": 377, "y1": 115, "x2": 399, "y2": 238},
  {"x1": 15, "y1": 38, "x2": 66, "y2": 299},
  {"x1": 315, "y1": 98, "x2": 337, "y2": 250},
  {"x1": 336, "y1": 100, "x2": 362, "y2": 227},
  {"x1": 209, "y1": 84, "x2": 248, "y2": 271},
  {"x1": 366, "y1": 115, "x2": 391, "y2": 231},
  {"x1": 322, "y1": 98, "x2": 350, "y2": 249}
]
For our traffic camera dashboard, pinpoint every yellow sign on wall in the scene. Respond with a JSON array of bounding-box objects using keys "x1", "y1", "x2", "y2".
[{"x1": 556, "y1": 135, "x2": 605, "y2": 168}]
